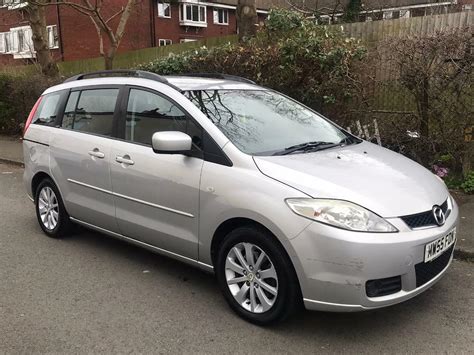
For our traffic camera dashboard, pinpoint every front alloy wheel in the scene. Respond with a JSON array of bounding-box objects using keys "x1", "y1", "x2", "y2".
[
  {"x1": 225, "y1": 242, "x2": 279, "y2": 313},
  {"x1": 216, "y1": 226, "x2": 301, "y2": 325}
]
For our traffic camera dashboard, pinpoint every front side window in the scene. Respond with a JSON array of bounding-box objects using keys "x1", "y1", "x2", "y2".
[
  {"x1": 32, "y1": 92, "x2": 62, "y2": 126},
  {"x1": 185, "y1": 90, "x2": 349, "y2": 155},
  {"x1": 125, "y1": 89, "x2": 201, "y2": 149},
  {"x1": 158, "y1": 0, "x2": 171, "y2": 18},
  {"x1": 62, "y1": 89, "x2": 119, "y2": 137}
]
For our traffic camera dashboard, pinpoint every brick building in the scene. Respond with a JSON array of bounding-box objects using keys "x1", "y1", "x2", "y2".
[
  {"x1": 0, "y1": 0, "x2": 472, "y2": 66},
  {"x1": 0, "y1": 0, "x2": 268, "y2": 65}
]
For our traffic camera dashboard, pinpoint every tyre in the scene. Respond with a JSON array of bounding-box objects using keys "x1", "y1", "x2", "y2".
[
  {"x1": 35, "y1": 178, "x2": 72, "y2": 238},
  {"x1": 216, "y1": 226, "x2": 301, "y2": 325}
]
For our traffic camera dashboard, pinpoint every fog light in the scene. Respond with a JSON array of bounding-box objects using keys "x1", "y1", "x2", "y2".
[{"x1": 366, "y1": 276, "x2": 402, "y2": 297}]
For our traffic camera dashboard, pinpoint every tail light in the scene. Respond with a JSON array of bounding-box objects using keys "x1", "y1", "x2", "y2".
[{"x1": 23, "y1": 96, "x2": 43, "y2": 138}]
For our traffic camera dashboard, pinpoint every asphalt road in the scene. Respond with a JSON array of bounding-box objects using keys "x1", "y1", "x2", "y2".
[{"x1": 1, "y1": 162, "x2": 473, "y2": 354}]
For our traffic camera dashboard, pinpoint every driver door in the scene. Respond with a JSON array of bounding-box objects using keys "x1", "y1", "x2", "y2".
[{"x1": 110, "y1": 87, "x2": 204, "y2": 260}]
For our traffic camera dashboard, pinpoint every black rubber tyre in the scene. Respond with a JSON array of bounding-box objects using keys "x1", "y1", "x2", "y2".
[
  {"x1": 35, "y1": 178, "x2": 72, "y2": 238},
  {"x1": 216, "y1": 225, "x2": 301, "y2": 325}
]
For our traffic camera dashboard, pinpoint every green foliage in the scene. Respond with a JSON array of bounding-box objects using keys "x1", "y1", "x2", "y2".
[
  {"x1": 139, "y1": 9, "x2": 366, "y2": 119},
  {"x1": 461, "y1": 171, "x2": 474, "y2": 194},
  {"x1": 0, "y1": 74, "x2": 59, "y2": 135},
  {"x1": 343, "y1": 0, "x2": 363, "y2": 23}
]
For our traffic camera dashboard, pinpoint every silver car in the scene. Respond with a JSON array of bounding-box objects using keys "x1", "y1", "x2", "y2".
[{"x1": 23, "y1": 70, "x2": 458, "y2": 325}]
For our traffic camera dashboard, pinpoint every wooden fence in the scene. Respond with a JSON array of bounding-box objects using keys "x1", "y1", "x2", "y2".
[
  {"x1": 339, "y1": 11, "x2": 473, "y2": 45},
  {"x1": 0, "y1": 34, "x2": 238, "y2": 76}
]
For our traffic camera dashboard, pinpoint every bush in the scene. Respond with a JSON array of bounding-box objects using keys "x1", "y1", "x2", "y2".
[
  {"x1": 139, "y1": 9, "x2": 366, "y2": 119},
  {"x1": 380, "y1": 30, "x2": 473, "y2": 176},
  {"x1": 0, "y1": 73, "x2": 59, "y2": 135},
  {"x1": 461, "y1": 171, "x2": 474, "y2": 194}
]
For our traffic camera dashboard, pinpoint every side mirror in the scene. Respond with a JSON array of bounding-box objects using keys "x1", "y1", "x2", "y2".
[{"x1": 152, "y1": 131, "x2": 192, "y2": 154}]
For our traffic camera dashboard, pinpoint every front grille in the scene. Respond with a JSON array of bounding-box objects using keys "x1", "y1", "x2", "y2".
[
  {"x1": 415, "y1": 245, "x2": 454, "y2": 287},
  {"x1": 366, "y1": 275, "x2": 402, "y2": 297},
  {"x1": 401, "y1": 199, "x2": 449, "y2": 229}
]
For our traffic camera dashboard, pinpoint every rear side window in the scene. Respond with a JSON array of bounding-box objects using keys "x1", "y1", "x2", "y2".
[
  {"x1": 62, "y1": 89, "x2": 119, "y2": 137},
  {"x1": 32, "y1": 92, "x2": 62, "y2": 126}
]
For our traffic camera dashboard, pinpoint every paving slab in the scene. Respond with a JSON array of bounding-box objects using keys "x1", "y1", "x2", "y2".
[{"x1": 0, "y1": 135, "x2": 23, "y2": 165}]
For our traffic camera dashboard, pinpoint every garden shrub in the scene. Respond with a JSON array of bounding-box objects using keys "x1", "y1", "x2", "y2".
[
  {"x1": 0, "y1": 73, "x2": 59, "y2": 135},
  {"x1": 139, "y1": 9, "x2": 366, "y2": 120}
]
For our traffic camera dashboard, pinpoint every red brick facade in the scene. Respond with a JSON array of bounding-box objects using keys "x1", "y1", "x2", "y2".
[{"x1": 0, "y1": 0, "x2": 257, "y2": 66}]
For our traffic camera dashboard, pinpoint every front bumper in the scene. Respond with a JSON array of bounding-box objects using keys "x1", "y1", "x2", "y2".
[{"x1": 290, "y1": 200, "x2": 459, "y2": 312}]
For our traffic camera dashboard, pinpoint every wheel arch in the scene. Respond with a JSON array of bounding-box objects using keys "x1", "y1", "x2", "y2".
[
  {"x1": 31, "y1": 171, "x2": 55, "y2": 201},
  {"x1": 210, "y1": 217, "x2": 303, "y2": 298}
]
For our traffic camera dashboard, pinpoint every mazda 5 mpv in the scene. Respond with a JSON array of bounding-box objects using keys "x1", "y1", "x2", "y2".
[{"x1": 23, "y1": 70, "x2": 458, "y2": 324}]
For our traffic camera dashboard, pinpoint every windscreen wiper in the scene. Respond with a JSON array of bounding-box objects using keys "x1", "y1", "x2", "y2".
[{"x1": 273, "y1": 141, "x2": 341, "y2": 156}]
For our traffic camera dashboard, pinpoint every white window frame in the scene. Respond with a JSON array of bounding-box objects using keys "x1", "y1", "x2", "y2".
[
  {"x1": 0, "y1": 33, "x2": 7, "y2": 54},
  {"x1": 180, "y1": 38, "x2": 197, "y2": 43},
  {"x1": 4, "y1": 0, "x2": 27, "y2": 10},
  {"x1": 158, "y1": 39, "x2": 172, "y2": 46},
  {"x1": 213, "y1": 8, "x2": 228, "y2": 25},
  {"x1": 10, "y1": 26, "x2": 35, "y2": 58},
  {"x1": 179, "y1": 3, "x2": 207, "y2": 27},
  {"x1": 47, "y1": 25, "x2": 59, "y2": 49},
  {"x1": 157, "y1": 0, "x2": 171, "y2": 18}
]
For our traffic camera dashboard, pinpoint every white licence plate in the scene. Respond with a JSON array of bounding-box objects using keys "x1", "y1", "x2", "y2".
[{"x1": 424, "y1": 228, "x2": 456, "y2": 263}]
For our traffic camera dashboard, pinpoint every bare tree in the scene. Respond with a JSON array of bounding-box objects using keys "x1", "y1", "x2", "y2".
[
  {"x1": 236, "y1": 0, "x2": 257, "y2": 42},
  {"x1": 13, "y1": 1, "x2": 60, "y2": 77},
  {"x1": 33, "y1": 0, "x2": 139, "y2": 69}
]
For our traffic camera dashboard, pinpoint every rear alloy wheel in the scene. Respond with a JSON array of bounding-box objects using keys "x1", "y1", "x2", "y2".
[
  {"x1": 35, "y1": 179, "x2": 72, "y2": 238},
  {"x1": 216, "y1": 226, "x2": 300, "y2": 325},
  {"x1": 38, "y1": 186, "x2": 59, "y2": 231}
]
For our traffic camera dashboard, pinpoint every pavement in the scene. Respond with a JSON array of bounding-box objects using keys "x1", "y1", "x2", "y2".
[
  {"x1": 2, "y1": 135, "x2": 472, "y2": 258},
  {"x1": 0, "y1": 162, "x2": 473, "y2": 353},
  {"x1": 0, "y1": 135, "x2": 24, "y2": 166}
]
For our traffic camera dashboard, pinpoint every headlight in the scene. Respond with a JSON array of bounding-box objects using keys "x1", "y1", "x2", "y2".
[{"x1": 286, "y1": 198, "x2": 398, "y2": 233}]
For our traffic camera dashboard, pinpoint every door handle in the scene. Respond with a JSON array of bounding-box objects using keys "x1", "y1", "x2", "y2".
[
  {"x1": 88, "y1": 149, "x2": 105, "y2": 159},
  {"x1": 115, "y1": 155, "x2": 135, "y2": 166}
]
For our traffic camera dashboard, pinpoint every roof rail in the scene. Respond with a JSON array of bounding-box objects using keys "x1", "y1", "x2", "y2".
[
  {"x1": 64, "y1": 70, "x2": 167, "y2": 84},
  {"x1": 179, "y1": 73, "x2": 256, "y2": 85}
]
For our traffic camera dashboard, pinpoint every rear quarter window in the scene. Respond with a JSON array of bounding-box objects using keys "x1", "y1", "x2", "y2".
[{"x1": 32, "y1": 92, "x2": 62, "y2": 126}]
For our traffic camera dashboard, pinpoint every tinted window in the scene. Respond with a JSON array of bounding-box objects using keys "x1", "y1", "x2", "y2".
[
  {"x1": 62, "y1": 89, "x2": 119, "y2": 137},
  {"x1": 126, "y1": 89, "x2": 201, "y2": 148},
  {"x1": 33, "y1": 92, "x2": 62, "y2": 126}
]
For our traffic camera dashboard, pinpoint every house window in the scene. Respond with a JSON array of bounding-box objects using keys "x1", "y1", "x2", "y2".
[
  {"x1": 383, "y1": 11, "x2": 393, "y2": 20},
  {"x1": 180, "y1": 38, "x2": 197, "y2": 43},
  {"x1": 158, "y1": 39, "x2": 172, "y2": 46},
  {"x1": 399, "y1": 9, "x2": 410, "y2": 19},
  {"x1": 213, "y1": 8, "x2": 229, "y2": 25},
  {"x1": 11, "y1": 27, "x2": 33, "y2": 53},
  {"x1": 158, "y1": 0, "x2": 171, "y2": 18},
  {"x1": 47, "y1": 25, "x2": 59, "y2": 49},
  {"x1": 180, "y1": 4, "x2": 206, "y2": 24},
  {"x1": 0, "y1": 33, "x2": 9, "y2": 53}
]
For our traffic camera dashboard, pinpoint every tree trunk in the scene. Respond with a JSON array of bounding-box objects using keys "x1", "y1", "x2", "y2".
[
  {"x1": 418, "y1": 76, "x2": 430, "y2": 138},
  {"x1": 237, "y1": 0, "x2": 257, "y2": 42},
  {"x1": 104, "y1": 46, "x2": 117, "y2": 70},
  {"x1": 25, "y1": 3, "x2": 59, "y2": 77}
]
